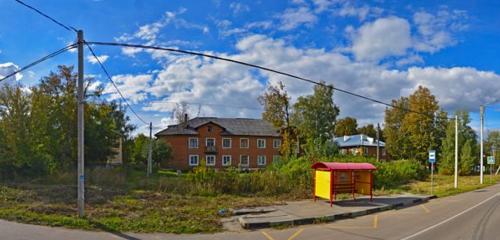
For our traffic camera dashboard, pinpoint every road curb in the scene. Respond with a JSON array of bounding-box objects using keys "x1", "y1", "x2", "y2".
[{"x1": 239, "y1": 195, "x2": 435, "y2": 229}]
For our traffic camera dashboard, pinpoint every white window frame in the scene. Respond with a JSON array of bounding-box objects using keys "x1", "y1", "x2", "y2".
[
  {"x1": 257, "y1": 155, "x2": 266, "y2": 166},
  {"x1": 257, "y1": 139, "x2": 266, "y2": 149},
  {"x1": 222, "y1": 138, "x2": 232, "y2": 149},
  {"x1": 205, "y1": 137, "x2": 216, "y2": 147},
  {"x1": 189, "y1": 155, "x2": 199, "y2": 166},
  {"x1": 240, "y1": 138, "x2": 249, "y2": 149},
  {"x1": 188, "y1": 137, "x2": 199, "y2": 149},
  {"x1": 206, "y1": 155, "x2": 216, "y2": 166},
  {"x1": 273, "y1": 139, "x2": 281, "y2": 149},
  {"x1": 240, "y1": 155, "x2": 249, "y2": 167},
  {"x1": 222, "y1": 155, "x2": 232, "y2": 166}
]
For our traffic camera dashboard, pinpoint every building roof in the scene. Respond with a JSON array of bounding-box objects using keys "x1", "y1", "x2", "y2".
[
  {"x1": 155, "y1": 117, "x2": 280, "y2": 137},
  {"x1": 311, "y1": 162, "x2": 377, "y2": 171},
  {"x1": 334, "y1": 134, "x2": 385, "y2": 148}
]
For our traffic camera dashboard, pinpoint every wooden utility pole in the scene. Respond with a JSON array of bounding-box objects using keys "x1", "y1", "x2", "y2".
[
  {"x1": 147, "y1": 122, "x2": 153, "y2": 176},
  {"x1": 376, "y1": 123, "x2": 380, "y2": 161},
  {"x1": 454, "y1": 115, "x2": 458, "y2": 189},
  {"x1": 77, "y1": 30, "x2": 85, "y2": 217}
]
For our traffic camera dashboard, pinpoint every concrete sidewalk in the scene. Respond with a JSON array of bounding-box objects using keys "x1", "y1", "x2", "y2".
[{"x1": 227, "y1": 194, "x2": 434, "y2": 229}]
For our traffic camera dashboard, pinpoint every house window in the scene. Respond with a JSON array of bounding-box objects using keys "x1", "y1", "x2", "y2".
[
  {"x1": 240, "y1": 155, "x2": 249, "y2": 167},
  {"x1": 364, "y1": 147, "x2": 369, "y2": 156},
  {"x1": 257, "y1": 155, "x2": 266, "y2": 166},
  {"x1": 382, "y1": 149, "x2": 386, "y2": 156},
  {"x1": 208, "y1": 126, "x2": 213, "y2": 132},
  {"x1": 189, "y1": 155, "x2": 199, "y2": 166},
  {"x1": 188, "y1": 138, "x2": 199, "y2": 149},
  {"x1": 206, "y1": 138, "x2": 215, "y2": 147},
  {"x1": 273, "y1": 139, "x2": 281, "y2": 149},
  {"x1": 206, "y1": 155, "x2": 216, "y2": 166},
  {"x1": 272, "y1": 155, "x2": 281, "y2": 162},
  {"x1": 222, "y1": 138, "x2": 232, "y2": 148},
  {"x1": 240, "y1": 138, "x2": 249, "y2": 148},
  {"x1": 222, "y1": 155, "x2": 232, "y2": 166},
  {"x1": 257, "y1": 139, "x2": 266, "y2": 149}
]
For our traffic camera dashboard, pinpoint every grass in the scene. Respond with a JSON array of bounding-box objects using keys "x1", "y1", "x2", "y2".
[
  {"x1": 0, "y1": 167, "x2": 498, "y2": 234},
  {"x1": 0, "y1": 169, "x2": 282, "y2": 234},
  {"x1": 375, "y1": 174, "x2": 500, "y2": 197}
]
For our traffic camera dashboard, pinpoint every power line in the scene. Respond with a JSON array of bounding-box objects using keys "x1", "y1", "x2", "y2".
[
  {"x1": 147, "y1": 100, "x2": 263, "y2": 111},
  {"x1": 0, "y1": 43, "x2": 77, "y2": 83},
  {"x1": 14, "y1": 0, "x2": 77, "y2": 32},
  {"x1": 85, "y1": 42, "x2": 148, "y2": 125},
  {"x1": 86, "y1": 41, "x2": 453, "y2": 120}
]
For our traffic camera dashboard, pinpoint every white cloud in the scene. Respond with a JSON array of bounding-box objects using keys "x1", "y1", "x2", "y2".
[
  {"x1": 229, "y1": 3, "x2": 250, "y2": 14},
  {"x1": 351, "y1": 17, "x2": 412, "y2": 62},
  {"x1": 0, "y1": 62, "x2": 22, "y2": 85},
  {"x1": 103, "y1": 74, "x2": 152, "y2": 103},
  {"x1": 278, "y1": 6, "x2": 318, "y2": 30},
  {"x1": 133, "y1": 34, "x2": 500, "y2": 126},
  {"x1": 86, "y1": 54, "x2": 109, "y2": 64},
  {"x1": 412, "y1": 8, "x2": 468, "y2": 53}
]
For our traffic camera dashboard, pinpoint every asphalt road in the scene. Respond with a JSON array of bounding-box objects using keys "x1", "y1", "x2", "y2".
[{"x1": 1, "y1": 183, "x2": 500, "y2": 240}]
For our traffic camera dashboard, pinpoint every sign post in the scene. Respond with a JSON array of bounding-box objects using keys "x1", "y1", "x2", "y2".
[
  {"x1": 487, "y1": 156, "x2": 495, "y2": 183},
  {"x1": 429, "y1": 150, "x2": 436, "y2": 195}
]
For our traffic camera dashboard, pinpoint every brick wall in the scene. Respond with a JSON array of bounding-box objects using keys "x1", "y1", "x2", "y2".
[{"x1": 158, "y1": 122, "x2": 281, "y2": 170}]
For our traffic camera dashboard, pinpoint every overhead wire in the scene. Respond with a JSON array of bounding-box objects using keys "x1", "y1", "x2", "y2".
[
  {"x1": 14, "y1": 0, "x2": 77, "y2": 32},
  {"x1": 84, "y1": 42, "x2": 148, "y2": 125},
  {"x1": 86, "y1": 41, "x2": 454, "y2": 120},
  {"x1": 0, "y1": 43, "x2": 77, "y2": 83}
]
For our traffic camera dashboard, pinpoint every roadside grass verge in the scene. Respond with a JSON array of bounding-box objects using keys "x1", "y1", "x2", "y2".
[{"x1": 375, "y1": 174, "x2": 500, "y2": 197}]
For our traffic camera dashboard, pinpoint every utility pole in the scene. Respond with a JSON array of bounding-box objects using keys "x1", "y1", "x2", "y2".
[
  {"x1": 376, "y1": 123, "x2": 380, "y2": 161},
  {"x1": 454, "y1": 115, "x2": 458, "y2": 189},
  {"x1": 147, "y1": 122, "x2": 153, "y2": 176},
  {"x1": 480, "y1": 105, "x2": 484, "y2": 184},
  {"x1": 77, "y1": 30, "x2": 85, "y2": 217}
]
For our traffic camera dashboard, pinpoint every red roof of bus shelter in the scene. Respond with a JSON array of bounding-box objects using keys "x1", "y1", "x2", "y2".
[{"x1": 311, "y1": 162, "x2": 376, "y2": 171}]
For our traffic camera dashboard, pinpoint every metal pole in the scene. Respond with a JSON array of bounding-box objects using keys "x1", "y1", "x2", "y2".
[
  {"x1": 77, "y1": 30, "x2": 85, "y2": 217},
  {"x1": 454, "y1": 115, "x2": 458, "y2": 189},
  {"x1": 147, "y1": 122, "x2": 153, "y2": 176},
  {"x1": 376, "y1": 123, "x2": 380, "y2": 161},
  {"x1": 431, "y1": 162, "x2": 434, "y2": 195},
  {"x1": 480, "y1": 105, "x2": 484, "y2": 184}
]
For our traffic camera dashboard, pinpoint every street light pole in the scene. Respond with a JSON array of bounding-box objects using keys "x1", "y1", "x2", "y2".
[
  {"x1": 454, "y1": 115, "x2": 458, "y2": 189},
  {"x1": 77, "y1": 30, "x2": 85, "y2": 217},
  {"x1": 480, "y1": 105, "x2": 484, "y2": 184},
  {"x1": 147, "y1": 122, "x2": 153, "y2": 176}
]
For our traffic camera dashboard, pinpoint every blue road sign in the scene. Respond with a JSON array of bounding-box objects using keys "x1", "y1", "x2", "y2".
[{"x1": 429, "y1": 150, "x2": 436, "y2": 164}]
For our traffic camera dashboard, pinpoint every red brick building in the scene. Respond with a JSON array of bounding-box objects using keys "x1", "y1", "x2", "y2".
[{"x1": 155, "y1": 117, "x2": 282, "y2": 170}]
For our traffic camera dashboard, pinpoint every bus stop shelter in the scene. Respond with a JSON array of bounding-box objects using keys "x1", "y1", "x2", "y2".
[{"x1": 312, "y1": 162, "x2": 376, "y2": 207}]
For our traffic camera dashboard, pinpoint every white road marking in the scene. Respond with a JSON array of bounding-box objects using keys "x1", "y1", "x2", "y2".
[{"x1": 400, "y1": 193, "x2": 499, "y2": 240}]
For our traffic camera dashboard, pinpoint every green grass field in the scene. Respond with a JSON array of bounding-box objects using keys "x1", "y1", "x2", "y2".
[{"x1": 0, "y1": 168, "x2": 498, "y2": 233}]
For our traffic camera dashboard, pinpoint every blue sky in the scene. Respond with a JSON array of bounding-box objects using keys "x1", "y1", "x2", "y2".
[{"x1": 0, "y1": 0, "x2": 499, "y2": 135}]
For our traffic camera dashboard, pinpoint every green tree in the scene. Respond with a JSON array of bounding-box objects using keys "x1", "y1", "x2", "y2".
[
  {"x1": 335, "y1": 117, "x2": 358, "y2": 136},
  {"x1": 460, "y1": 139, "x2": 475, "y2": 175},
  {"x1": 383, "y1": 97, "x2": 411, "y2": 159},
  {"x1": 154, "y1": 140, "x2": 172, "y2": 167},
  {"x1": 439, "y1": 120, "x2": 456, "y2": 174},
  {"x1": 129, "y1": 134, "x2": 149, "y2": 165},
  {"x1": 486, "y1": 131, "x2": 500, "y2": 165},
  {"x1": 292, "y1": 83, "x2": 339, "y2": 157},
  {"x1": 357, "y1": 124, "x2": 377, "y2": 138},
  {"x1": 258, "y1": 81, "x2": 296, "y2": 158}
]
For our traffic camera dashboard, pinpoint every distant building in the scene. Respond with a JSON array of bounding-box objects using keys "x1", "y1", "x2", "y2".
[
  {"x1": 155, "y1": 116, "x2": 282, "y2": 170},
  {"x1": 106, "y1": 137, "x2": 123, "y2": 166},
  {"x1": 334, "y1": 134, "x2": 387, "y2": 159}
]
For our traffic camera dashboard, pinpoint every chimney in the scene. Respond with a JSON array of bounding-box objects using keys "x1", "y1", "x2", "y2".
[{"x1": 182, "y1": 114, "x2": 189, "y2": 128}]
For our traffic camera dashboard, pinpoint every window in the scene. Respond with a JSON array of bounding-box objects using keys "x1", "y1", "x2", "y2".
[
  {"x1": 206, "y1": 155, "x2": 216, "y2": 166},
  {"x1": 272, "y1": 155, "x2": 281, "y2": 162},
  {"x1": 273, "y1": 139, "x2": 281, "y2": 149},
  {"x1": 364, "y1": 147, "x2": 369, "y2": 156},
  {"x1": 222, "y1": 155, "x2": 232, "y2": 166},
  {"x1": 207, "y1": 126, "x2": 213, "y2": 132},
  {"x1": 257, "y1": 155, "x2": 266, "y2": 166},
  {"x1": 240, "y1": 155, "x2": 249, "y2": 166},
  {"x1": 240, "y1": 138, "x2": 249, "y2": 148},
  {"x1": 206, "y1": 138, "x2": 215, "y2": 147},
  {"x1": 189, "y1": 155, "x2": 199, "y2": 166},
  {"x1": 222, "y1": 138, "x2": 232, "y2": 148},
  {"x1": 257, "y1": 139, "x2": 266, "y2": 149},
  {"x1": 188, "y1": 138, "x2": 199, "y2": 149}
]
